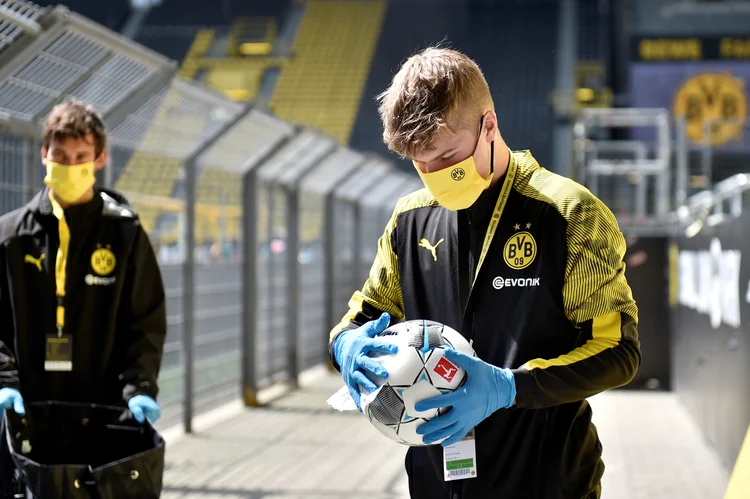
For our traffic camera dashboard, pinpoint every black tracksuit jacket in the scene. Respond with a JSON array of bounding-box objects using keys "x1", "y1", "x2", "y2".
[
  {"x1": 329, "y1": 150, "x2": 641, "y2": 499},
  {"x1": 0, "y1": 187, "x2": 166, "y2": 406}
]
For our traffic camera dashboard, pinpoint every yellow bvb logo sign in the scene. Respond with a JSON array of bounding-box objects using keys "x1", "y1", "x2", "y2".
[
  {"x1": 503, "y1": 232, "x2": 537, "y2": 270},
  {"x1": 673, "y1": 72, "x2": 747, "y2": 146},
  {"x1": 91, "y1": 246, "x2": 116, "y2": 276}
]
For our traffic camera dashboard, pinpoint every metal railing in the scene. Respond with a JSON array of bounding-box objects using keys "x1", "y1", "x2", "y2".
[
  {"x1": 0, "y1": 0, "x2": 421, "y2": 433},
  {"x1": 573, "y1": 108, "x2": 750, "y2": 237}
]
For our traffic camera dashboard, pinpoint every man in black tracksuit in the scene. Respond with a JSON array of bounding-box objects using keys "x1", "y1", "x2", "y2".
[
  {"x1": 0, "y1": 100, "x2": 166, "y2": 493},
  {"x1": 329, "y1": 48, "x2": 640, "y2": 498},
  {"x1": 0, "y1": 186, "x2": 166, "y2": 406}
]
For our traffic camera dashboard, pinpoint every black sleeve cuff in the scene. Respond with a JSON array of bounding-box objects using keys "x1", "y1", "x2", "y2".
[
  {"x1": 510, "y1": 368, "x2": 538, "y2": 409},
  {"x1": 122, "y1": 380, "x2": 158, "y2": 403}
]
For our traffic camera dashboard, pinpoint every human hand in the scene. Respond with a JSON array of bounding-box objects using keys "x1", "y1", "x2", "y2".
[
  {"x1": 415, "y1": 349, "x2": 515, "y2": 446},
  {"x1": 128, "y1": 394, "x2": 161, "y2": 424},
  {"x1": 0, "y1": 388, "x2": 24, "y2": 415},
  {"x1": 333, "y1": 313, "x2": 399, "y2": 411}
]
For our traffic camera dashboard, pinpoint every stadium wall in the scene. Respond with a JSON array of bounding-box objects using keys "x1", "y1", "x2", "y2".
[
  {"x1": 669, "y1": 195, "x2": 750, "y2": 470},
  {"x1": 622, "y1": 236, "x2": 671, "y2": 390}
]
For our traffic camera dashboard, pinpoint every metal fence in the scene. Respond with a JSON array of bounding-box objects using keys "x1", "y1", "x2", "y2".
[
  {"x1": 0, "y1": 1, "x2": 421, "y2": 432},
  {"x1": 573, "y1": 108, "x2": 673, "y2": 235},
  {"x1": 676, "y1": 117, "x2": 750, "y2": 191}
]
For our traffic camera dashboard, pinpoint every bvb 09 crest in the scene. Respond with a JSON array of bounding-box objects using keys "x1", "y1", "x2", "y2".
[
  {"x1": 673, "y1": 72, "x2": 747, "y2": 146},
  {"x1": 91, "y1": 245, "x2": 116, "y2": 276}
]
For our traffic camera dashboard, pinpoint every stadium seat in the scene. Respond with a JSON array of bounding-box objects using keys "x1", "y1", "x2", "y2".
[
  {"x1": 269, "y1": 0, "x2": 386, "y2": 144},
  {"x1": 202, "y1": 58, "x2": 284, "y2": 102},
  {"x1": 179, "y1": 29, "x2": 215, "y2": 80}
]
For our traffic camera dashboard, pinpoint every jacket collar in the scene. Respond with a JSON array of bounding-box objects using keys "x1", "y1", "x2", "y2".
[
  {"x1": 464, "y1": 148, "x2": 515, "y2": 224},
  {"x1": 30, "y1": 186, "x2": 103, "y2": 222},
  {"x1": 29, "y1": 186, "x2": 52, "y2": 216}
]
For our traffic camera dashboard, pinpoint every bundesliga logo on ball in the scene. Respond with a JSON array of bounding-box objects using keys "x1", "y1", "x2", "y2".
[{"x1": 359, "y1": 320, "x2": 476, "y2": 446}]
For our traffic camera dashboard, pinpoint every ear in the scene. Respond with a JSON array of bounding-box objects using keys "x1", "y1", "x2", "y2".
[
  {"x1": 482, "y1": 110, "x2": 498, "y2": 144},
  {"x1": 94, "y1": 148, "x2": 108, "y2": 172},
  {"x1": 40, "y1": 146, "x2": 47, "y2": 163}
]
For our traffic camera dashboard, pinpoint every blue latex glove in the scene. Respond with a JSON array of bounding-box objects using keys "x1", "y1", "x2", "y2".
[
  {"x1": 415, "y1": 348, "x2": 516, "y2": 447},
  {"x1": 333, "y1": 312, "x2": 399, "y2": 411},
  {"x1": 0, "y1": 388, "x2": 25, "y2": 415},
  {"x1": 128, "y1": 395, "x2": 161, "y2": 424}
]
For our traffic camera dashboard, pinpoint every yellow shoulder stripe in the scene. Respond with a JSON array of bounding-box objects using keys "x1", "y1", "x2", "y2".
[
  {"x1": 394, "y1": 187, "x2": 438, "y2": 214},
  {"x1": 522, "y1": 311, "x2": 621, "y2": 370}
]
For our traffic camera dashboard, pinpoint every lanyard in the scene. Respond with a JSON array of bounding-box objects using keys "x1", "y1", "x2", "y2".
[
  {"x1": 471, "y1": 151, "x2": 518, "y2": 289},
  {"x1": 49, "y1": 192, "x2": 70, "y2": 337}
]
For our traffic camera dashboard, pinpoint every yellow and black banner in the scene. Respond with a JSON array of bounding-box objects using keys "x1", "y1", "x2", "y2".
[{"x1": 632, "y1": 36, "x2": 750, "y2": 62}]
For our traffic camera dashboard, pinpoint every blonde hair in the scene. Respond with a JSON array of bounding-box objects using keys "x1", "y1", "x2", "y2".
[{"x1": 377, "y1": 46, "x2": 494, "y2": 158}]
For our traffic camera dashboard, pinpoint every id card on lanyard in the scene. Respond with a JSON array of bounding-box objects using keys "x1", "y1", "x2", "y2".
[
  {"x1": 443, "y1": 152, "x2": 518, "y2": 481},
  {"x1": 47, "y1": 193, "x2": 73, "y2": 372}
]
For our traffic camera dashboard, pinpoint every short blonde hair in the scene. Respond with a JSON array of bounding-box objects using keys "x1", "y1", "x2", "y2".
[{"x1": 377, "y1": 46, "x2": 494, "y2": 158}]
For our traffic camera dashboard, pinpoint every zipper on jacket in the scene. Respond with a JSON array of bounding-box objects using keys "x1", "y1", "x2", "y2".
[
  {"x1": 459, "y1": 207, "x2": 479, "y2": 347},
  {"x1": 450, "y1": 480, "x2": 461, "y2": 499}
]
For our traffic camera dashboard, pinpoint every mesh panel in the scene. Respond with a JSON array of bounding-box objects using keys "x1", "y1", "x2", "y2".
[
  {"x1": 0, "y1": 30, "x2": 109, "y2": 120},
  {"x1": 332, "y1": 199, "x2": 355, "y2": 324},
  {"x1": 405, "y1": 324, "x2": 444, "y2": 351},
  {"x1": 108, "y1": 81, "x2": 242, "y2": 158},
  {"x1": 68, "y1": 54, "x2": 152, "y2": 115},
  {"x1": 45, "y1": 30, "x2": 106, "y2": 65},
  {"x1": 0, "y1": 132, "x2": 26, "y2": 215},
  {"x1": 14, "y1": 55, "x2": 82, "y2": 92},
  {"x1": 426, "y1": 323, "x2": 444, "y2": 349},
  {"x1": 0, "y1": 0, "x2": 44, "y2": 56},
  {"x1": 0, "y1": 27, "x2": 161, "y2": 123},
  {"x1": 199, "y1": 110, "x2": 294, "y2": 173},
  {"x1": 298, "y1": 189, "x2": 326, "y2": 370},
  {"x1": 368, "y1": 385, "x2": 404, "y2": 426},
  {"x1": 407, "y1": 322, "x2": 425, "y2": 349}
]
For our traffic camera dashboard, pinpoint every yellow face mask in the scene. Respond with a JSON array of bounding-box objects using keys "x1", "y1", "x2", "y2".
[
  {"x1": 413, "y1": 125, "x2": 495, "y2": 211},
  {"x1": 44, "y1": 161, "x2": 96, "y2": 204}
]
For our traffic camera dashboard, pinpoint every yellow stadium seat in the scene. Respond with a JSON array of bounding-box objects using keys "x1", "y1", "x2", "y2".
[{"x1": 269, "y1": 0, "x2": 386, "y2": 144}]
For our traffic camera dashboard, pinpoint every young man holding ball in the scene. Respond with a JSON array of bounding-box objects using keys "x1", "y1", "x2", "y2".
[{"x1": 329, "y1": 47, "x2": 640, "y2": 499}]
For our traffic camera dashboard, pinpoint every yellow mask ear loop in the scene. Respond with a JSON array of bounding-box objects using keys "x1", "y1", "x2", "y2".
[{"x1": 49, "y1": 191, "x2": 70, "y2": 337}]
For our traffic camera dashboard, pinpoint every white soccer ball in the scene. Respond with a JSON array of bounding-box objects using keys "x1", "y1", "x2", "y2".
[{"x1": 360, "y1": 319, "x2": 475, "y2": 446}]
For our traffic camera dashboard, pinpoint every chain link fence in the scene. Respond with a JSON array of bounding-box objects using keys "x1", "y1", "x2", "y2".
[{"x1": 0, "y1": 0, "x2": 419, "y2": 432}]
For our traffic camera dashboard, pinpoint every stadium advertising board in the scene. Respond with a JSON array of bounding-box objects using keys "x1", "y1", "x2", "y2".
[
  {"x1": 632, "y1": 36, "x2": 750, "y2": 62},
  {"x1": 629, "y1": 36, "x2": 750, "y2": 152},
  {"x1": 668, "y1": 213, "x2": 750, "y2": 471}
]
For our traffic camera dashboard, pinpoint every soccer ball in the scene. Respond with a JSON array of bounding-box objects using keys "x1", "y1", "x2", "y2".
[{"x1": 360, "y1": 319, "x2": 475, "y2": 446}]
